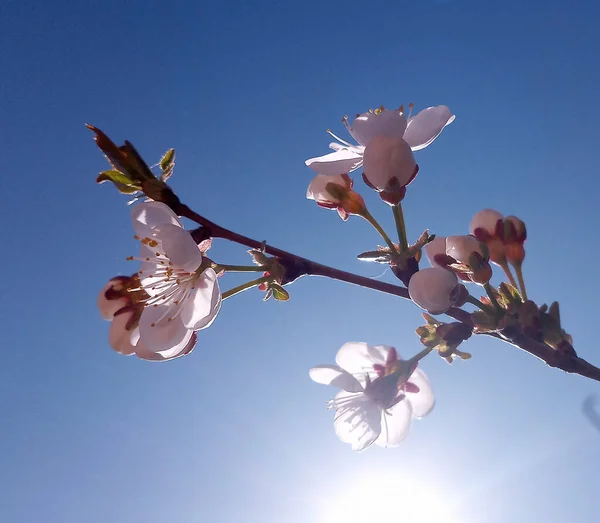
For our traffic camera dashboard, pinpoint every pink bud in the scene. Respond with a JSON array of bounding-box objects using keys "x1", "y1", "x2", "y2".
[
  {"x1": 109, "y1": 308, "x2": 137, "y2": 355},
  {"x1": 362, "y1": 136, "x2": 417, "y2": 191},
  {"x1": 424, "y1": 236, "x2": 447, "y2": 267},
  {"x1": 306, "y1": 173, "x2": 350, "y2": 204},
  {"x1": 408, "y1": 267, "x2": 460, "y2": 314},
  {"x1": 469, "y1": 209, "x2": 504, "y2": 237},
  {"x1": 445, "y1": 235, "x2": 487, "y2": 264}
]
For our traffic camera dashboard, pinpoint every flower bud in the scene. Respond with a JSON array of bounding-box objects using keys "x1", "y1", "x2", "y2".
[
  {"x1": 501, "y1": 215, "x2": 527, "y2": 264},
  {"x1": 470, "y1": 209, "x2": 507, "y2": 266},
  {"x1": 408, "y1": 267, "x2": 461, "y2": 314},
  {"x1": 306, "y1": 173, "x2": 365, "y2": 221},
  {"x1": 424, "y1": 236, "x2": 446, "y2": 267},
  {"x1": 362, "y1": 136, "x2": 418, "y2": 204}
]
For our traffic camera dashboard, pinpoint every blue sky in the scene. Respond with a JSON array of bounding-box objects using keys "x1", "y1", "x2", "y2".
[{"x1": 2, "y1": 0, "x2": 600, "y2": 521}]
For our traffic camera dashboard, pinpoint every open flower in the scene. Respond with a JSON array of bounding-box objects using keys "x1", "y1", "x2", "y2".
[
  {"x1": 129, "y1": 201, "x2": 222, "y2": 355},
  {"x1": 305, "y1": 105, "x2": 454, "y2": 176},
  {"x1": 409, "y1": 267, "x2": 465, "y2": 314},
  {"x1": 310, "y1": 342, "x2": 434, "y2": 451},
  {"x1": 306, "y1": 173, "x2": 366, "y2": 220},
  {"x1": 98, "y1": 274, "x2": 199, "y2": 361}
]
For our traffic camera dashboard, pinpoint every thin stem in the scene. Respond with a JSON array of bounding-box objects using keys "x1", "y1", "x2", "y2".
[
  {"x1": 217, "y1": 264, "x2": 265, "y2": 273},
  {"x1": 408, "y1": 347, "x2": 434, "y2": 365},
  {"x1": 465, "y1": 294, "x2": 493, "y2": 314},
  {"x1": 360, "y1": 209, "x2": 398, "y2": 252},
  {"x1": 392, "y1": 203, "x2": 409, "y2": 251},
  {"x1": 499, "y1": 261, "x2": 518, "y2": 288},
  {"x1": 222, "y1": 276, "x2": 270, "y2": 300},
  {"x1": 483, "y1": 282, "x2": 503, "y2": 313},
  {"x1": 513, "y1": 262, "x2": 528, "y2": 301}
]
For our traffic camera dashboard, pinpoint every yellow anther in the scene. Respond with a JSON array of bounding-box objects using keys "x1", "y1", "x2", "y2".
[
  {"x1": 133, "y1": 235, "x2": 140, "y2": 240},
  {"x1": 399, "y1": 104, "x2": 404, "y2": 113},
  {"x1": 409, "y1": 102, "x2": 414, "y2": 109},
  {"x1": 126, "y1": 256, "x2": 134, "y2": 261},
  {"x1": 151, "y1": 323, "x2": 156, "y2": 327}
]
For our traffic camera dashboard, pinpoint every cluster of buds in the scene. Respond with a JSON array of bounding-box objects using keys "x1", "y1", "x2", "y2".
[
  {"x1": 416, "y1": 314, "x2": 473, "y2": 363},
  {"x1": 470, "y1": 209, "x2": 527, "y2": 268}
]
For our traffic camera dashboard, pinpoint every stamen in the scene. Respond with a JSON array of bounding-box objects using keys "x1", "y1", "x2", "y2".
[
  {"x1": 408, "y1": 102, "x2": 414, "y2": 118},
  {"x1": 326, "y1": 129, "x2": 353, "y2": 148}
]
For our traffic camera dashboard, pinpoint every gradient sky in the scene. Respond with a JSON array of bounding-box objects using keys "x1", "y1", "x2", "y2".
[{"x1": 2, "y1": 0, "x2": 600, "y2": 522}]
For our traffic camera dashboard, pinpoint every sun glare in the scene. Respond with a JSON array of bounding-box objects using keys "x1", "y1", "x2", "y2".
[{"x1": 319, "y1": 473, "x2": 460, "y2": 523}]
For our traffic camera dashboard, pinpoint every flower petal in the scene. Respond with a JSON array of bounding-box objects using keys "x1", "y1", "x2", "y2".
[
  {"x1": 181, "y1": 268, "x2": 222, "y2": 330},
  {"x1": 134, "y1": 329, "x2": 195, "y2": 362},
  {"x1": 362, "y1": 136, "x2": 416, "y2": 190},
  {"x1": 405, "y1": 368, "x2": 435, "y2": 418},
  {"x1": 306, "y1": 173, "x2": 348, "y2": 203},
  {"x1": 108, "y1": 309, "x2": 137, "y2": 355},
  {"x1": 349, "y1": 109, "x2": 407, "y2": 146},
  {"x1": 445, "y1": 235, "x2": 485, "y2": 264},
  {"x1": 309, "y1": 365, "x2": 363, "y2": 392},
  {"x1": 408, "y1": 267, "x2": 459, "y2": 314},
  {"x1": 154, "y1": 223, "x2": 204, "y2": 273},
  {"x1": 138, "y1": 304, "x2": 192, "y2": 352},
  {"x1": 131, "y1": 201, "x2": 183, "y2": 238},
  {"x1": 403, "y1": 105, "x2": 455, "y2": 151},
  {"x1": 375, "y1": 398, "x2": 412, "y2": 447},
  {"x1": 332, "y1": 392, "x2": 381, "y2": 451},
  {"x1": 424, "y1": 236, "x2": 447, "y2": 268},
  {"x1": 335, "y1": 342, "x2": 393, "y2": 377},
  {"x1": 305, "y1": 149, "x2": 363, "y2": 175},
  {"x1": 469, "y1": 209, "x2": 504, "y2": 236},
  {"x1": 98, "y1": 279, "x2": 129, "y2": 320}
]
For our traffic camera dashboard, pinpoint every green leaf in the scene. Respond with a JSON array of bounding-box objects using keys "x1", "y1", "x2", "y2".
[
  {"x1": 271, "y1": 284, "x2": 290, "y2": 301},
  {"x1": 159, "y1": 148, "x2": 175, "y2": 181},
  {"x1": 96, "y1": 170, "x2": 141, "y2": 194}
]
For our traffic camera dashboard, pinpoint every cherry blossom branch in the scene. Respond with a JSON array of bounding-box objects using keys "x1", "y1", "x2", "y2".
[{"x1": 172, "y1": 202, "x2": 600, "y2": 383}]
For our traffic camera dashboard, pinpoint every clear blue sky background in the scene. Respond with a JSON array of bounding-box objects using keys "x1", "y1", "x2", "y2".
[{"x1": 2, "y1": 0, "x2": 600, "y2": 522}]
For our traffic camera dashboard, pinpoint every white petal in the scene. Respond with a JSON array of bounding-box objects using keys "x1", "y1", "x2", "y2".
[
  {"x1": 445, "y1": 235, "x2": 485, "y2": 263},
  {"x1": 181, "y1": 268, "x2": 222, "y2": 330},
  {"x1": 305, "y1": 149, "x2": 363, "y2": 175},
  {"x1": 375, "y1": 399, "x2": 412, "y2": 447},
  {"x1": 309, "y1": 365, "x2": 363, "y2": 392},
  {"x1": 138, "y1": 305, "x2": 192, "y2": 352},
  {"x1": 108, "y1": 310, "x2": 136, "y2": 355},
  {"x1": 98, "y1": 279, "x2": 129, "y2": 320},
  {"x1": 362, "y1": 136, "x2": 416, "y2": 190},
  {"x1": 335, "y1": 342, "x2": 392, "y2": 377},
  {"x1": 469, "y1": 209, "x2": 504, "y2": 236},
  {"x1": 131, "y1": 328, "x2": 194, "y2": 361},
  {"x1": 408, "y1": 267, "x2": 459, "y2": 314},
  {"x1": 131, "y1": 201, "x2": 183, "y2": 238},
  {"x1": 349, "y1": 109, "x2": 408, "y2": 146},
  {"x1": 154, "y1": 223, "x2": 203, "y2": 273},
  {"x1": 403, "y1": 105, "x2": 455, "y2": 151},
  {"x1": 306, "y1": 173, "x2": 347, "y2": 203},
  {"x1": 424, "y1": 236, "x2": 447, "y2": 268},
  {"x1": 405, "y1": 368, "x2": 435, "y2": 418},
  {"x1": 333, "y1": 392, "x2": 382, "y2": 451}
]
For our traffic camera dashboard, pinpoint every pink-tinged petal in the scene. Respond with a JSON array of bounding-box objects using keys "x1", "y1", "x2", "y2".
[
  {"x1": 408, "y1": 267, "x2": 459, "y2": 314},
  {"x1": 424, "y1": 236, "x2": 447, "y2": 268},
  {"x1": 335, "y1": 342, "x2": 393, "y2": 377},
  {"x1": 362, "y1": 136, "x2": 416, "y2": 190},
  {"x1": 306, "y1": 173, "x2": 348, "y2": 203},
  {"x1": 309, "y1": 365, "x2": 363, "y2": 392},
  {"x1": 134, "y1": 329, "x2": 195, "y2": 361},
  {"x1": 138, "y1": 304, "x2": 191, "y2": 352},
  {"x1": 403, "y1": 105, "x2": 455, "y2": 151},
  {"x1": 332, "y1": 392, "x2": 382, "y2": 451},
  {"x1": 108, "y1": 309, "x2": 136, "y2": 355},
  {"x1": 181, "y1": 268, "x2": 222, "y2": 330},
  {"x1": 305, "y1": 149, "x2": 363, "y2": 175},
  {"x1": 469, "y1": 209, "x2": 504, "y2": 236},
  {"x1": 131, "y1": 201, "x2": 183, "y2": 238},
  {"x1": 375, "y1": 399, "x2": 412, "y2": 447},
  {"x1": 405, "y1": 368, "x2": 435, "y2": 418},
  {"x1": 445, "y1": 235, "x2": 485, "y2": 263},
  {"x1": 349, "y1": 109, "x2": 408, "y2": 146},
  {"x1": 154, "y1": 223, "x2": 203, "y2": 273},
  {"x1": 98, "y1": 279, "x2": 129, "y2": 320}
]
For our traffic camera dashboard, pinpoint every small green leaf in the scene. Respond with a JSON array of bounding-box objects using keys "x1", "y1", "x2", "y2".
[
  {"x1": 271, "y1": 284, "x2": 290, "y2": 301},
  {"x1": 96, "y1": 170, "x2": 141, "y2": 194},
  {"x1": 159, "y1": 148, "x2": 175, "y2": 180}
]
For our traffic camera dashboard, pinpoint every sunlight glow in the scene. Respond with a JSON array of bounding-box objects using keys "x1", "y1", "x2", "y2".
[{"x1": 320, "y1": 473, "x2": 460, "y2": 523}]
